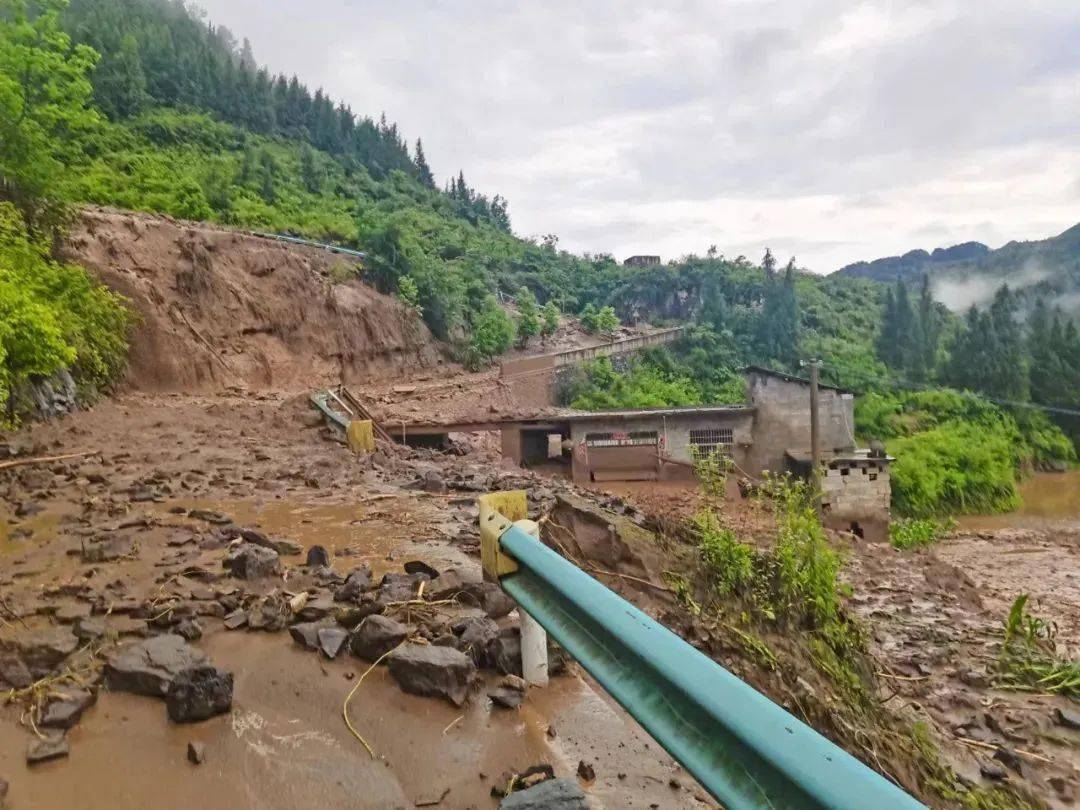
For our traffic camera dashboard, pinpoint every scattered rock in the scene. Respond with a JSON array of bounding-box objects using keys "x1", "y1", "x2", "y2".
[
  {"x1": 386, "y1": 643, "x2": 475, "y2": 706},
  {"x1": 1054, "y1": 707, "x2": 1080, "y2": 730},
  {"x1": 403, "y1": 560, "x2": 440, "y2": 579},
  {"x1": 426, "y1": 569, "x2": 473, "y2": 601},
  {"x1": 26, "y1": 734, "x2": 69, "y2": 766},
  {"x1": 289, "y1": 621, "x2": 325, "y2": 650},
  {"x1": 487, "y1": 629, "x2": 523, "y2": 676},
  {"x1": 420, "y1": 470, "x2": 446, "y2": 494},
  {"x1": 74, "y1": 616, "x2": 107, "y2": 642},
  {"x1": 992, "y1": 747, "x2": 1025, "y2": 777},
  {"x1": 979, "y1": 761, "x2": 1007, "y2": 781},
  {"x1": 247, "y1": 594, "x2": 289, "y2": 632},
  {"x1": 15, "y1": 500, "x2": 42, "y2": 519},
  {"x1": 470, "y1": 582, "x2": 516, "y2": 620},
  {"x1": 492, "y1": 765, "x2": 554, "y2": 797},
  {"x1": 187, "y1": 741, "x2": 205, "y2": 765},
  {"x1": 334, "y1": 566, "x2": 373, "y2": 603},
  {"x1": 305, "y1": 545, "x2": 331, "y2": 568},
  {"x1": 499, "y1": 778, "x2": 587, "y2": 809},
  {"x1": 41, "y1": 689, "x2": 96, "y2": 730},
  {"x1": 223, "y1": 610, "x2": 248, "y2": 630},
  {"x1": 166, "y1": 667, "x2": 233, "y2": 723},
  {"x1": 104, "y1": 635, "x2": 209, "y2": 697},
  {"x1": 296, "y1": 593, "x2": 335, "y2": 622},
  {"x1": 453, "y1": 617, "x2": 499, "y2": 666},
  {"x1": 376, "y1": 572, "x2": 429, "y2": 603},
  {"x1": 80, "y1": 536, "x2": 135, "y2": 563},
  {"x1": 54, "y1": 603, "x2": 92, "y2": 624},
  {"x1": 317, "y1": 627, "x2": 349, "y2": 659},
  {"x1": 174, "y1": 618, "x2": 203, "y2": 641},
  {"x1": 576, "y1": 760, "x2": 595, "y2": 781},
  {"x1": 223, "y1": 543, "x2": 280, "y2": 580},
  {"x1": 489, "y1": 686, "x2": 524, "y2": 709},
  {"x1": 958, "y1": 669, "x2": 990, "y2": 689},
  {"x1": 350, "y1": 615, "x2": 409, "y2": 661},
  {"x1": 0, "y1": 655, "x2": 33, "y2": 689},
  {"x1": 11, "y1": 626, "x2": 79, "y2": 675}
]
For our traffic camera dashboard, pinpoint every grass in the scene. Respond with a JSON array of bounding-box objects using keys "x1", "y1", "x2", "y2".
[
  {"x1": 993, "y1": 594, "x2": 1080, "y2": 698},
  {"x1": 889, "y1": 517, "x2": 955, "y2": 550}
]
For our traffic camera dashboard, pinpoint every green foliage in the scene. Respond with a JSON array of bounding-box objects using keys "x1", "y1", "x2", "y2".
[
  {"x1": 0, "y1": 201, "x2": 130, "y2": 410},
  {"x1": 465, "y1": 296, "x2": 514, "y2": 370},
  {"x1": 0, "y1": 0, "x2": 100, "y2": 228},
  {"x1": 694, "y1": 510, "x2": 755, "y2": 597},
  {"x1": 945, "y1": 286, "x2": 1029, "y2": 401},
  {"x1": 514, "y1": 286, "x2": 539, "y2": 348},
  {"x1": 396, "y1": 275, "x2": 421, "y2": 313},
  {"x1": 540, "y1": 300, "x2": 559, "y2": 340},
  {"x1": 888, "y1": 518, "x2": 953, "y2": 550},
  {"x1": 569, "y1": 357, "x2": 701, "y2": 410},
  {"x1": 993, "y1": 594, "x2": 1080, "y2": 698},
  {"x1": 580, "y1": 302, "x2": 618, "y2": 336},
  {"x1": 857, "y1": 388, "x2": 1074, "y2": 516}
]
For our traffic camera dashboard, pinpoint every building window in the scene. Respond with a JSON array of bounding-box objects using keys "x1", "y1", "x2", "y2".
[
  {"x1": 688, "y1": 426, "x2": 734, "y2": 457},
  {"x1": 585, "y1": 431, "x2": 658, "y2": 447}
]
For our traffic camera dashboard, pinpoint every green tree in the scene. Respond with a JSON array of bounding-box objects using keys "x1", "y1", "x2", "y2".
[
  {"x1": 540, "y1": 300, "x2": 559, "y2": 342},
  {"x1": 515, "y1": 286, "x2": 540, "y2": 348},
  {"x1": 414, "y1": 138, "x2": 434, "y2": 188},
  {"x1": 92, "y1": 33, "x2": 145, "y2": 119},
  {"x1": 756, "y1": 252, "x2": 800, "y2": 367},
  {"x1": 299, "y1": 143, "x2": 322, "y2": 194},
  {"x1": 580, "y1": 302, "x2": 599, "y2": 332},
  {"x1": 396, "y1": 275, "x2": 421, "y2": 313},
  {"x1": 945, "y1": 285, "x2": 1028, "y2": 401},
  {"x1": 0, "y1": 0, "x2": 100, "y2": 228},
  {"x1": 595, "y1": 305, "x2": 619, "y2": 337},
  {"x1": 467, "y1": 295, "x2": 514, "y2": 368}
]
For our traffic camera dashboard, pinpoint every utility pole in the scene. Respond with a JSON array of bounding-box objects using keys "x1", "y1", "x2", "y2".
[{"x1": 808, "y1": 359, "x2": 822, "y2": 506}]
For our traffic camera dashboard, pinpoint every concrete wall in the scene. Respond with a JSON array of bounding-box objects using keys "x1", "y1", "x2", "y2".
[
  {"x1": 744, "y1": 371, "x2": 855, "y2": 476},
  {"x1": 568, "y1": 411, "x2": 754, "y2": 483},
  {"x1": 821, "y1": 460, "x2": 891, "y2": 525}
]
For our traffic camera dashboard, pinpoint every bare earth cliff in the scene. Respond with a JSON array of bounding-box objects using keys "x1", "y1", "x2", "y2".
[{"x1": 61, "y1": 208, "x2": 444, "y2": 392}]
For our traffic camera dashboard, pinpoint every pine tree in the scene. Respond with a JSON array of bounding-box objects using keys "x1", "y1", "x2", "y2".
[
  {"x1": 94, "y1": 33, "x2": 147, "y2": 119},
  {"x1": 299, "y1": 144, "x2": 321, "y2": 194},
  {"x1": 540, "y1": 301, "x2": 559, "y2": 342},
  {"x1": 756, "y1": 252, "x2": 799, "y2": 367},
  {"x1": 414, "y1": 138, "x2": 434, "y2": 188}
]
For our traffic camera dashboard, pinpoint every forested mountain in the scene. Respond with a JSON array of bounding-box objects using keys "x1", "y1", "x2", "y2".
[{"x1": 834, "y1": 223, "x2": 1080, "y2": 315}]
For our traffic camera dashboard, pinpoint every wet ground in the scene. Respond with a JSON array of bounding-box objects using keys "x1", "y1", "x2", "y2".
[
  {"x1": 0, "y1": 393, "x2": 713, "y2": 809},
  {"x1": 958, "y1": 470, "x2": 1080, "y2": 532}
]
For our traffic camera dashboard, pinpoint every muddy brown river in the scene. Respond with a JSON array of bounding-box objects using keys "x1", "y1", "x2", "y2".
[{"x1": 957, "y1": 469, "x2": 1080, "y2": 531}]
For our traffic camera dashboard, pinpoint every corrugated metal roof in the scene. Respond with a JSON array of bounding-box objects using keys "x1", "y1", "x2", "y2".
[{"x1": 561, "y1": 404, "x2": 755, "y2": 422}]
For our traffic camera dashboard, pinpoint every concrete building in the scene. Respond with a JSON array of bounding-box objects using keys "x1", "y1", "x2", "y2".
[{"x1": 623, "y1": 255, "x2": 661, "y2": 268}]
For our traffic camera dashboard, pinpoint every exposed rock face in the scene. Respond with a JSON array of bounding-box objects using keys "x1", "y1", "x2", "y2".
[
  {"x1": 224, "y1": 543, "x2": 280, "y2": 580},
  {"x1": 104, "y1": 635, "x2": 209, "y2": 697},
  {"x1": 499, "y1": 778, "x2": 588, "y2": 809},
  {"x1": 386, "y1": 643, "x2": 475, "y2": 706},
  {"x1": 166, "y1": 667, "x2": 234, "y2": 723},
  {"x1": 349, "y1": 615, "x2": 409, "y2": 661}
]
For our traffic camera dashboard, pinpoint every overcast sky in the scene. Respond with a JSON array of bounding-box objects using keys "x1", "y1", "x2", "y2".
[{"x1": 196, "y1": 0, "x2": 1080, "y2": 273}]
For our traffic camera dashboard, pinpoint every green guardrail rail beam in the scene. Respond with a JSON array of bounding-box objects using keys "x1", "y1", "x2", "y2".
[{"x1": 497, "y1": 522, "x2": 925, "y2": 810}]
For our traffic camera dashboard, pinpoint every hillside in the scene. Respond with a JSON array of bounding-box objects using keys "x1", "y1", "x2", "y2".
[
  {"x1": 834, "y1": 223, "x2": 1080, "y2": 314},
  {"x1": 62, "y1": 208, "x2": 443, "y2": 391}
]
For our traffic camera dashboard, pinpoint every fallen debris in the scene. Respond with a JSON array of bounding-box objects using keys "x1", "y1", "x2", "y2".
[
  {"x1": 104, "y1": 635, "x2": 209, "y2": 697},
  {"x1": 499, "y1": 778, "x2": 588, "y2": 809},
  {"x1": 223, "y1": 543, "x2": 280, "y2": 580},
  {"x1": 186, "y1": 741, "x2": 206, "y2": 765},
  {"x1": 27, "y1": 734, "x2": 69, "y2": 766},
  {"x1": 166, "y1": 667, "x2": 234, "y2": 723},
  {"x1": 350, "y1": 615, "x2": 410, "y2": 661},
  {"x1": 386, "y1": 643, "x2": 475, "y2": 707},
  {"x1": 40, "y1": 688, "x2": 96, "y2": 730}
]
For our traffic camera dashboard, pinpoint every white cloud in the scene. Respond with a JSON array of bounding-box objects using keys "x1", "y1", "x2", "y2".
[{"x1": 196, "y1": 0, "x2": 1080, "y2": 272}]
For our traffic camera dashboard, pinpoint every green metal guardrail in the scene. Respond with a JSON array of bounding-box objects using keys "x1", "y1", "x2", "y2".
[
  {"x1": 488, "y1": 513, "x2": 925, "y2": 810},
  {"x1": 250, "y1": 231, "x2": 367, "y2": 259}
]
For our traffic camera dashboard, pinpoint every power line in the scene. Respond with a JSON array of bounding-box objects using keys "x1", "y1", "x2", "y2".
[{"x1": 819, "y1": 363, "x2": 1080, "y2": 419}]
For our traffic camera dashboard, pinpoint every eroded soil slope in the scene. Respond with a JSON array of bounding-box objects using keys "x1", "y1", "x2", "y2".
[{"x1": 62, "y1": 209, "x2": 445, "y2": 392}]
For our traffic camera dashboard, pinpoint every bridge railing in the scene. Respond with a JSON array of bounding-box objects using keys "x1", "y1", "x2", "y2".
[{"x1": 479, "y1": 491, "x2": 924, "y2": 810}]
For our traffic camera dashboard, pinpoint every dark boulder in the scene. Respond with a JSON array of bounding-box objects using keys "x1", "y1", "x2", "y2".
[
  {"x1": 317, "y1": 627, "x2": 349, "y2": 659},
  {"x1": 40, "y1": 689, "x2": 96, "y2": 730},
  {"x1": 166, "y1": 667, "x2": 233, "y2": 723},
  {"x1": 104, "y1": 635, "x2": 209, "y2": 697},
  {"x1": 487, "y1": 628, "x2": 522, "y2": 677},
  {"x1": 334, "y1": 566, "x2": 373, "y2": 603},
  {"x1": 224, "y1": 543, "x2": 280, "y2": 580},
  {"x1": 26, "y1": 734, "x2": 69, "y2": 766},
  {"x1": 289, "y1": 621, "x2": 325, "y2": 651},
  {"x1": 386, "y1": 643, "x2": 475, "y2": 706},
  {"x1": 305, "y1": 545, "x2": 331, "y2": 569},
  {"x1": 452, "y1": 617, "x2": 499, "y2": 667},
  {"x1": 499, "y1": 778, "x2": 588, "y2": 809},
  {"x1": 349, "y1": 615, "x2": 409, "y2": 661}
]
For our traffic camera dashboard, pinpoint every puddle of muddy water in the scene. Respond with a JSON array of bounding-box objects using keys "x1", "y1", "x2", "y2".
[
  {"x1": 0, "y1": 630, "x2": 710, "y2": 810},
  {"x1": 957, "y1": 470, "x2": 1080, "y2": 531}
]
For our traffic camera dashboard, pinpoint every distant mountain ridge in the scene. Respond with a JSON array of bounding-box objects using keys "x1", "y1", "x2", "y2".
[{"x1": 832, "y1": 223, "x2": 1080, "y2": 313}]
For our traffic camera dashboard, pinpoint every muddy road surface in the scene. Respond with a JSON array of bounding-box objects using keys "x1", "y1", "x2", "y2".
[{"x1": 0, "y1": 393, "x2": 714, "y2": 809}]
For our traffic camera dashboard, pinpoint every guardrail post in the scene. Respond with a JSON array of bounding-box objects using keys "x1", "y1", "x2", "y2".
[{"x1": 514, "y1": 518, "x2": 549, "y2": 687}]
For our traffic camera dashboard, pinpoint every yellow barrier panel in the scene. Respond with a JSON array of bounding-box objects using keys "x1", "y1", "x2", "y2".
[
  {"x1": 346, "y1": 420, "x2": 376, "y2": 454},
  {"x1": 478, "y1": 490, "x2": 526, "y2": 580}
]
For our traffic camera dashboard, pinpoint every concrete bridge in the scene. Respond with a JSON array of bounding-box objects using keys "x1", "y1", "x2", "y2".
[{"x1": 498, "y1": 326, "x2": 685, "y2": 383}]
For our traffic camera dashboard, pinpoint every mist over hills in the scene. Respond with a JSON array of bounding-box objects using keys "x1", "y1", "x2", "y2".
[{"x1": 833, "y1": 223, "x2": 1080, "y2": 314}]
